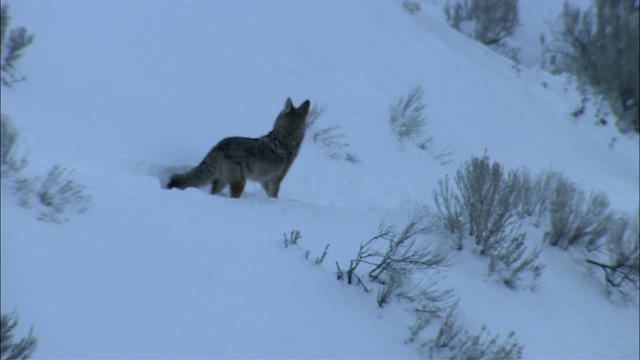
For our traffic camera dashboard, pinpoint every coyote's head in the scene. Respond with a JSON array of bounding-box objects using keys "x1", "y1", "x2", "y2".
[{"x1": 272, "y1": 98, "x2": 310, "y2": 139}]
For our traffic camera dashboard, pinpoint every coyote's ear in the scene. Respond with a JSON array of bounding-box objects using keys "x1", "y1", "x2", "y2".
[
  {"x1": 299, "y1": 100, "x2": 310, "y2": 116},
  {"x1": 284, "y1": 98, "x2": 293, "y2": 113}
]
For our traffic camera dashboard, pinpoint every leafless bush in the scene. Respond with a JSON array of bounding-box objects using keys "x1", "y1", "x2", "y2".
[
  {"x1": 313, "y1": 123, "x2": 348, "y2": 149},
  {"x1": 37, "y1": 165, "x2": 92, "y2": 223},
  {"x1": 546, "y1": 176, "x2": 612, "y2": 251},
  {"x1": 315, "y1": 243, "x2": 330, "y2": 265},
  {"x1": 444, "y1": 0, "x2": 519, "y2": 46},
  {"x1": 389, "y1": 85, "x2": 432, "y2": 149},
  {"x1": 405, "y1": 283, "x2": 458, "y2": 344},
  {"x1": 454, "y1": 152, "x2": 520, "y2": 255},
  {"x1": 351, "y1": 211, "x2": 448, "y2": 284},
  {"x1": 432, "y1": 145, "x2": 457, "y2": 166},
  {"x1": 307, "y1": 103, "x2": 346, "y2": 149},
  {"x1": 542, "y1": 0, "x2": 639, "y2": 133},
  {"x1": 429, "y1": 305, "x2": 464, "y2": 352},
  {"x1": 487, "y1": 226, "x2": 544, "y2": 290},
  {"x1": 1, "y1": 311, "x2": 38, "y2": 360},
  {"x1": 402, "y1": 1, "x2": 421, "y2": 14},
  {"x1": 306, "y1": 103, "x2": 360, "y2": 163},
  {"x1": 433, "y1": 175, "x2": 464, "y2": 250},
  {"x1": 283, "y1": 229, "x2": 301, "y2": 248},
  {"x1": 514, "y1": 168, "x2": 564, "y2": 221},
  {"x1": 586, "y1": 212, "x2": 639, "y2": 302},
  {"x1": 339, "y1": 209, "x2": 450, "y2": 294},
  {"x1": 376, "y1": 270, "x2": 406, "y2": 307},
  {"x1": 1, "y1": 114, "x2": 27, "y2": 177},
  {"x1": 1, "y1": 3, "x2": 35, "y2": 87},
  {"x1": 305, "y1": 103, "x2": 328, "y2": 130},
  {"x1": 426, "y1": 303, "x2": 523, "y2": 360},
  {"x1": 433, "y1": 153, "x2": 544, "y2": 289}
]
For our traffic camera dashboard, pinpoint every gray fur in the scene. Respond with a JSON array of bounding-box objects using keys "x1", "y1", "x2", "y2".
[{"x1": 168, "y1": 98, "x2": 310, "y2": 198}]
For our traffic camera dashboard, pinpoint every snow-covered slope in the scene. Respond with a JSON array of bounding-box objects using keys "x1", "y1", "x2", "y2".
[{"x1": 2, "y1": 0, "x2": 638, "y2": 358}]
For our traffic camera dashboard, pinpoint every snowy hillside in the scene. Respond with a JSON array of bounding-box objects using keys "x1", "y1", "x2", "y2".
[{"x1": 2, "y1": 0, "x2": 638, "y2": 358}]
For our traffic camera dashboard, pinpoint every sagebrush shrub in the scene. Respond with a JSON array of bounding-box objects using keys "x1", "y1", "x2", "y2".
[
  {"x1": 513, "y1": 167, "x2": 533, "y2": 218},
  {"x1": 542, "y1": 0, "x2": 639, "y2": 133},
  {"x1": 1, "y1": 311, "x2": 38, "y2": 360},
  {"x1": 454, "y1": 153, "x2": 520, "y2": 255},
  {"x1": 430, "y1": 305, "x2": 464, "y2": 350},
  {"x1": 305, "y1": 103, "x2": 327, "y2": 130},
  {"x1": 376, "y1": 271, "x2": 405, "y2": 308},
  {"x1": 433, "y1": 153, "x2": 544, "y2": 289},
  {"x1": 312, "y1": 123, "x2": 348, "y2": 150},
  {"x1": 343, "y1": 210, "x2": 449, "y2": 286},
  {"x1": 315, "y1": 243, "x2": 330, "y2": 265},
  {"x1": 514, "y1": 168, "x2": 567, "y2": 226},
  {"x1": 487, "y1": 227, "x2": 544, "y2": 290},
  {"x1": 402, "y1": 1, "x2": 421, "y2": 14},
  {"x1": 533, "y1": 169, "x2": 564, "y2": 219},
  {"x1": 427, "y1": 303, "x2": 523, "y2": 360},
  {"x1": 389, "y1": 85, "x2": 432, "y2": 149},
  {"x1": 404, "y1": 283, "x2": 457, "y2": 345},
  {"x1": 444, "y1": 0, "x2": 519, "y2": 46},
  {"x1": 339, "y1": 209, "x2": 451, "y2": 299},
  {"x1": 305, "y1": 103, "x2": 360, "y2": 163},
  {"x1": 1, "y1": 3, "x2": 35, "y2": 87},
  {"x1": 37, "y1": 164, "x2": 92, "y2": 222},
  {"x1": 283, "y1": 229, "x2": 301, "y2": 248},
  {"x1": 433, "y1": 175, "x2": 464, "y2": 250},
  {"x1": 546, "y1": 175, "x2": 612, "y2": 250},
  {"x1": 1, "y1": 114, "x2": 27, "y2": 177},
  {"x1": 586, "y1": 212, "x2": 639, "y2": 301}
]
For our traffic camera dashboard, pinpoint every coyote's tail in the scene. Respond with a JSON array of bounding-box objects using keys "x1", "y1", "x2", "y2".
[{"x1": 167, "y1": 159, "x2": 216, "y2": 190}]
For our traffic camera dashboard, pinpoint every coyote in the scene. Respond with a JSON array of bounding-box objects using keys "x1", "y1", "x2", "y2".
[{"x1": 168, "y1": 98, "x2": 310, "y2": 198}]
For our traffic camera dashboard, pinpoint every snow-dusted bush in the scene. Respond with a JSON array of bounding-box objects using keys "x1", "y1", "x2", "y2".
[
  {"x1": 376, "y1": 270, "x2": 405, "y2": 307},
  {"x1": 1, "y1": 120, "x2": 91, "y2": 222},
  {"x1": 315, "y1": 243, "x2": 330, "y2": 265},
  {"x1": 444, "y1": 0, "x2": 519, "y2": 46},
  {"x1": 586, "y1": 212, "x2": 639, "y2": 301},
  {"x1": 1, "y1": 114, "x2": 27, "y2": 177},
  {"x1": 514, "y1": 168, "x2": 564, "y2": 221},
  {"x1": 341, "y1": 210, "x2": 449, "y2": 290},
  {"x1": 513, "y1": 168, "x2": 534, "y2": 219},
  {"x1": 283, "y1": 230, "x2": 332, "y2": 267},
  {"x1": 312, "y1": 123, "x2": 346, "y2": 149},
  {"x1": 1, "y1": 115, "x2": 36, "y2": 208},
  {"x1": 433, "y1": 174, "x2": 464, "y2": 250},
  {"x1": 454, "y1": 152, "x2": 520, "y2": 255},
  {"x1": 404, "y1": 282, "x2": 458, "y2": 344},
  {"x1": 305, "y1": 103, "x2": 360, "y2": 163},
  {"x1": 283, "y1": 229, "x2": 301, "y2": 248},
  {"x1": 433, "y1": 153, "x2": 544, "y2": 289},
  {"x1": 338, "y1": 210, "x2": 457, "y2": 344},
  {"x1": 426, "y1": 304, "x2": 523, "y2": 360},
  {"x1": 337, "y1": 208, "x2": 452, "y2": 313},
  {"x1": 487, "y1": 227, "x2": 544, "y2": 290},
  {"x1": 389, "y1": 85, "x2": 432, "y2": 149},
  {"x1": 443, "y1": 0, "x2": 466, "y2": 29},
  {"x1": 389, "y1": 86, "x2": 457, "y2": 164},
  {"x1": 402, "y1": 1, "x2": 421, "y2": 15},
  {"x1": 433, "y1": 145, "x2": 457, "y2": 166},
  {"x1": 305, "y1": 102, "x2": 327, "y2": 130},
  {"x1": 1, "y1": 311, "x2": 38, "y2": 360},
  {"x1": 542, "y1": 0, "x2": 639, "y2": 133},
  {"x1": 1, "y1": 3, "x2": 35, "y2": 88},
  {"x1": 429, "y1": 304, "x2": 463, "y2": 351},
  {"x1": 37, "y1": 165, "x2": 92, "y2": 223},
  {"x1": 545, "y1": 175, "x2": 612, "y2": 251}
]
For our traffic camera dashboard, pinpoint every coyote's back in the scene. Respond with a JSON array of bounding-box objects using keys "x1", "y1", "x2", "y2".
[{"x1": 168, "y1": 98, "x2": 310, "y2": 198}]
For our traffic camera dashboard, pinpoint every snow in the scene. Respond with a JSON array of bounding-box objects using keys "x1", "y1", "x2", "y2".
[{"x1": 1, "y1": 0, "x2": 638, "y2": 358}]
